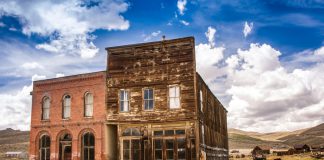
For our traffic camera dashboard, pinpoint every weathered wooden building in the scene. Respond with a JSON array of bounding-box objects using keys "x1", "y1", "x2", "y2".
[
  {"x1": 105, "y1": 37, "x2": 228, "y2": 160},
  {"x1": 29, "y1": 37, "x2": 228, "y2": 160}
]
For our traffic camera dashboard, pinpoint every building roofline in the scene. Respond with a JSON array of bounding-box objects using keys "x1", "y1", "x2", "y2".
[
  {"x1": 33, "y1": 71, "x2": 106, "y2": 84},
  {"x1": 105, "y1": 36, "x2": 194, "y2": 51}
]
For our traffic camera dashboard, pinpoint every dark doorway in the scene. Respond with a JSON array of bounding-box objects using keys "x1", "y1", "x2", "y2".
[{"x1": 59, "y1": 134, "x2": 72, "y2": 160}]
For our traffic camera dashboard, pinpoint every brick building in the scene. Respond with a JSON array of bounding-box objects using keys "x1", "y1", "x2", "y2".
[{"x1": 29, "y1": 37, "x2": 228, "y2": 160}]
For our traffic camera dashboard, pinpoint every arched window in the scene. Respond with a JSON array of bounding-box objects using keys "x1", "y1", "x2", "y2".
[
  {"x1": 39, "y1": 135, "x2": 50, "y2": 160},
  {"x1": 82, "y1": 132, "x2": 95, "y2": 160},
  {"x1": 63, "y1": 95, "x2": 71, "y2": 119},
  {"x1": 84, "y1": 93, "x2": 93, "y2": 117},
  {"x1": 42, "y1": 97, "x2": 50, "y2": 120}
]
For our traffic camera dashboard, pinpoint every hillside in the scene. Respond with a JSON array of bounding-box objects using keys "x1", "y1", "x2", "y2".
[
  {"x1": 229, "y1": 123, "x2": 324, "y2": 149},
  {"x1": 0, "y1": 128, "x2": 29, "y2": 155}
]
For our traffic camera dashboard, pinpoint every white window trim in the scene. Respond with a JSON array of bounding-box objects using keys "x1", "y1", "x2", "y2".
[
  {"x1": 143, "y1": 88, "x2": 154, "y2": 111},
  {"x1": 168, "y1": 85, "x2": 180, "y2": 109},
  {"x1": 84, "y1": 92, "x2": 94, "y2": 117},
  {"x1": 119, "y1": 89, "x2": 130, "y2": 112},
  {"x1": 63, "y1": 95, "x2": 71, "y2": 119}
]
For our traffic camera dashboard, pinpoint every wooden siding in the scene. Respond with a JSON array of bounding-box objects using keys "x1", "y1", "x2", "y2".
[{"x1": 106, "y1": 37, "x2": 197, "y2": 122}]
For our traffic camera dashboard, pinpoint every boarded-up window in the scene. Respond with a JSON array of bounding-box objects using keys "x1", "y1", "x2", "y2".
[
  {"x1": 169, "y1": 85, "x2": 180, "y2": 109},
  {"x1": 85, "y1": 93, "x2": 93, "y2": 117},
  {"x1": 144, "y1": 88, "x2": 154, "y2": 110},
  {"x1": 39, "y1": 135, "x2": 50, "y2": 160},
  {"x1": 120, "y1": 90, "x2": 129, "y2": 112},
  {"x1": 42, "y1": 97, "x2": 50, "y2": 120},
  {"x1": 82, "y1": 132, "x2": 95, "y2": 160},
  {"x1": 63, "y1": 95, "x2": 71, "y2": 119}
]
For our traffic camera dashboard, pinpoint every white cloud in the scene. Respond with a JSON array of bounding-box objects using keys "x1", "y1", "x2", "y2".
[
  {"x1": 180, "y1": 20, "x2": 189, "y2": 26},
  {"x1": 0, "y1": 0, "x2": 130, "y2": 59},
  {"x1": 196, "y1": 26, "x2": 225, "y2": 82},
  {"x1": 177, "y1": 0, "x2": 187, "y2": 15},
  {"x1": 21, "y1": 62, "x2": 43, "y2": 70},
  {"x1": 314, "y1": 46, "x2": 324, "y2": 55},
  {"x1": 205, "y1": 26, "x2": 216, "y2": 47},
  {"x1": 56, "y1": 73, "x2": 65, "y2": 78},
  {"x1": 243, "y1": 21, "x2": 253, "y2": 37},
  {"x1": 0, "y1": 74, "x2": 46, "y2": 130},
  {"x1": 9, "y1": 27, "x2": 18, "y2": 32},
  {"x1": 143, "y1": 30, "x2": 162, "y2": 41}
]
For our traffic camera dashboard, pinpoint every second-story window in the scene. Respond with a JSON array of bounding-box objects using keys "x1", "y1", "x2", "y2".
[
  {"x1": 119, "y1": 89, "x2": 129, "y2": 112},
  {"x1": 84, "y1": 92, "x2": 93, "y2": 117},
  {"x1": 144, "y1": 88, "x2": 154, "y2": 110},
  {"x1": 200, "y1": 90, "x2": 203, "y2": 112},
  {"x1": 42, "y1": 97, "x2": 50, "y2": 120},
  {"x1": 169, "y1": 85, "x2": 180, "y2": 109},
  {"x1": 63, "y1": 95, "x2": 71, "y2": 119}
]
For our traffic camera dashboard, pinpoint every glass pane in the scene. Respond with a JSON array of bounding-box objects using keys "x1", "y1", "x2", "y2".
[
  {"x1": 148, "y1": 89, "x2": 153, "y2": 99},
  {"x1": 41, "y1": 149, "x2": 45, "y2": 160},
  {"x1": 84, "y1": 134, "x2": 89, "y2": 146},
  {"x1": 175, "y1": 130, "x2": 185, "y2": 135},
  {"x1": 169, "y1": 87, "x2": 175, "y2": 97},
  {"x1": 89, "y1": 148, "x2": 94, "y2": 160},
  {"x1": 132, "y1": 140, "x2": 140, "y2": 149},
  {"x1": 149, "y1": 100, "x2": 153, "y2": 109},
  {"x1": 165, "y1": 130, "x2": 174, "y2": 136},
  {"x1": 133, "y1": 149, "x2": 141, "y2": 160},
  {"x1": 155, "y1": 150, "x2": 162, "y2": 160},
  {"x1": 120, "y1": 101, "x2": 125, "y2": 111},
  {"x1": 153, "y1": 131, "x2": 163, "y2": 136},
  {"x1": 177, "y1": 138, "x2": 186, "y2": 159},
  {"x1": 123, "y1": 150, "x2": 130, "y2": 160},
  {"x1": 154, "y1": 139, "x2": 162, "y2": 149},
  {"x1": 175, "y1": 86, "x2": 180, "y2": 97},
  {"x1": 174, "y1": 98, "x2": 180, "y2": 107},
  {"x1": 191, "y1": 139, "x2": 196, "y2": 160},
  {"x1": 124, "y1": 101, "x2": 129, "y2": 111},
  {"x1": 123, "y1": 140, "x2": 130, "y2": 149},
  {"x1": 84, "y1": 148, "x2": 88, "y2": 160},
  {"x1": 120, "y1": 90, "x2": 125, "y2": 100},
  {"x1": 89, "y1": 134, "x2": 95, "y2": 146},
  {"x1": 122, "y1": 129, "x2": 131, "y2": 136},
  {"x1": 131, "y1": 128, "x2": 141, "y2": 136},
  {"x1": 144, "y1": 89, "x2": 148, "y2": 99},
  {"x1": 166, "y1": 150, "x2": 174, "y2": 160},
  {"x1": 46, "y1": 149, "x2": 50, "y2": 160},
  {"x1": 144, "y1": 101, "x2": 148, "y2": 110},
  {"x1": 166, "y1": 139, "x2": 173, "y2": 149},
  {"x1": 45, "y1": 136, "x2": 50, "y2": 147}
]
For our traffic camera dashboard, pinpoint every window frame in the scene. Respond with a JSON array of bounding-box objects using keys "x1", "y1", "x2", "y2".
[
  {"x1": 42, "y1": 97, "x2": 50, "y2": 120},
  {"x1": 39, "y1": 134, "x2": 50, "y2": 160},
  {"x1": 168, "y1": 85, "x2": 181, "y2": 109},
  {"x1": 84, "y1": 92, "x2": 94, "y2": 117},
  {"x1": 143, "y1": 88, "x2": 154, "y2": 111},
  {"x1": 81, "y1": 132, "x2": 95, "y2": 160},
  {"x1": 62, "y1": 94, "x2": 71, "y2": 119},
  {"x1": 119, "y1": 89, "x2": 130, "y2": 112}
]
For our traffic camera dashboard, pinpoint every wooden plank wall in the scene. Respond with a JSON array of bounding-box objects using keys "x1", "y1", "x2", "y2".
[
  {"x1": 196, "y1": 73, "x2": 228, "y2": 150},
  {"x1": 106, "y1": 37, "x2": 197, "y2": 123}
]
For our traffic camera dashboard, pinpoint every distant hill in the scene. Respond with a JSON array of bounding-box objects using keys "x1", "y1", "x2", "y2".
[
  {"x1": 0, "y1": 128, "x2": 29, "y2": 155},
  {"x1": 229, "y1": 123, "x2": 324, "y2": 149}
]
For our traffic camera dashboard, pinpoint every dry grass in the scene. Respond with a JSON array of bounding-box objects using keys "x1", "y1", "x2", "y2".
[{"x1": 230, "y1": 153, "x2": 320, "y2": 160}]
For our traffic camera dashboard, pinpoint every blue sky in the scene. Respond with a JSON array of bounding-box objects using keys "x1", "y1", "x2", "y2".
[{"x1": 0, "y1": 0, "x2": 323, "y2": 132}]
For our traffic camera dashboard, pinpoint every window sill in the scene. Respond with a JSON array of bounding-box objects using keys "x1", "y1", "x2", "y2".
[
  {"x1": 41, "y1": 119, "x2": 50, "y2": 122},
  {"x1": 62, "y1": 118, "x2": 70, "y2": 121},
  {"x1": 84, "y1": 116, "x2": 93, "y2": 119}
]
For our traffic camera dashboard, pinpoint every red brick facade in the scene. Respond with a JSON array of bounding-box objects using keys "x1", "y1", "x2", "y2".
[{"x1": 29, "y1": 71, "x2": 107, "y2": 160}]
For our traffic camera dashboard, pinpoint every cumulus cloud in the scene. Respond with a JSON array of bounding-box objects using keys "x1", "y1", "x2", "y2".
[
  {"x1": 0, "y1": 0, "x2": 130, "y2": 59},
  {"x1": 220, "y1": 45, "x2": 324, "y2": 132},
  {"x1": 177, "y1": 0, "x2": 187, "y2": 15},
  {"x1": 180, "y1": 20, "x2": 189, "y2": 26},
  {"x1": 196, "y1": 26, "x2": 225, "y2": 82},
  {"x1": 314, "y1": 46, "x2": 324, "y2": 55},
  {"x1": 0, "y1": 74, "x2": 45, "y2": 130},
  {"x1": 195, "y1": 26, "x2": 324, "y2": 132},
  {"x1": 243, "y1": 21, "x2": 253, "y2": 37},
  {"x1": 143, "y1": 30, "x2": 162, "y2": 41}
]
